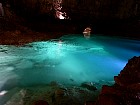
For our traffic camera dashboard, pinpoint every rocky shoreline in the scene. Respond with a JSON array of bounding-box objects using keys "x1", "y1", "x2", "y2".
[
  {"x1": 3, "y1": 81, "x2": 100, "y2": 105},
  {"x1": 95, "y1": 56, "x2": 140, "y2": 105},
  {"x1": 1, "y1": 56, "x2": 140, "y2": 105}
]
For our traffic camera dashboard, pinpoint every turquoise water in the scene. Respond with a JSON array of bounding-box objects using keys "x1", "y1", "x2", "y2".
[{"x1": 0, "y1": 35, "x2": 140, "y2": 90}]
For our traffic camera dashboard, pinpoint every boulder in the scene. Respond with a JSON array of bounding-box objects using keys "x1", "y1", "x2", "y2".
[
  {"x1": 114, "y1": 56, "x2": 140, "y2": 86},
  {"x1": 81, "y1": 82, "x2": 97, "y2": 91},
  {"x1": 95, "y1": 56, "x2": 140, "y2": 105}
]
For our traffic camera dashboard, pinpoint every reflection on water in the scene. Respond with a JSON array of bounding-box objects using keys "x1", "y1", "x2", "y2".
[{"x1": 0, "y1": 35, "x2": 140, "y2": 91}]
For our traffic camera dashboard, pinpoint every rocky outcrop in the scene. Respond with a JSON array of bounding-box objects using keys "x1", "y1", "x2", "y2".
[
  {"x1": 81, "y1": 82, "x2": 97, "y2": 91},
  {"x1": 95, "y1": 56, "x2": 140, "y2": 105},
  {"x1": 4, "y1": 81, "x2": 99, "y2": 105},
  {"x1": 0, "y1": 3, "x2": 4, "y2": 17},
  {"x1": 63, "y1": 0, "x2": 140, "y2": 21},
  {"x1": 5, "y1": 0, "x2": 140, "y2": 20},
  {"x1": 114, "y1": 56, "x2": 140, "y2": 86},
  {"x1": 0, "y1": 0, "x2": 139, "y2": 37}
]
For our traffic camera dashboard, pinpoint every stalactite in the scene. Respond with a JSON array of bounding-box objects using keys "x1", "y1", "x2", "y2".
[
  {"x1": 0, "y1": 3, "x2": 4, "y2": 17},
  {"x1": 7, "y1": 0, "x2": 140, "y2": 19}
]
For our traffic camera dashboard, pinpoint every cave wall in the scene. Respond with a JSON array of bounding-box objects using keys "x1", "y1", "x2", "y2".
[
  {"x1": 62, "y1": 0, "x2": 140, "y2": 20},
  {"x1": 7, "y1": 0, "x2": 140, "y2": 20},
  {"x1": 8, "y1": 0, "x2": 55, "y2": 17}
]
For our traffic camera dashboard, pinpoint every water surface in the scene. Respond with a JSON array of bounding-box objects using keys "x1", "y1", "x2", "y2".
[{"x1": 0, "y1": 34, "x2": 140, "y2": 90}]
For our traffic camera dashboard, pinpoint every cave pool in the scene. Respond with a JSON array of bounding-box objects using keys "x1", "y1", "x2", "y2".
[{"x1": 0, "y1": 34, "x2": 140, "y2": 100}]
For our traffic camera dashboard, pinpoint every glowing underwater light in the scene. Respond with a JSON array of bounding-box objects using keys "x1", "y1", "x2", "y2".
[
  {"x1": 0, "y1": 35, "x2": 140, "y2": 87},
  {"x1": 0, "y1": 90, "x2": 8, "y2": 96}
]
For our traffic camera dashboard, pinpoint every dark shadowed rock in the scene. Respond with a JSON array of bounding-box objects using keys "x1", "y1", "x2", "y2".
[
  {"x1": 33, "y1": 100, "x2": 49, "y2": 105},
  {"x1": 114, "y1": 56, "x2": 140, "y2": 86},
  {"x1": 81, "y1": 82, "x2": 97, "y2": 91},
  {"x1": 95, "y1": 56, "x2": 140, "y2": 105},
  {"x1": 9, "y1": 0, "x2": 140, "y2": 20}
]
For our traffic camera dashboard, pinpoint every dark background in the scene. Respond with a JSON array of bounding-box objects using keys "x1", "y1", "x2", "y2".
[{"x1": 0, "y1": 0, "x2": 140, "y2": 44}]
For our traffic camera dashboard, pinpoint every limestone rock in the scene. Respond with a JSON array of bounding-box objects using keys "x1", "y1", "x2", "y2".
[
  {"x1": 8, "y1": 0, "x2": 140, "y2": 20},
  {"x1": 114, "y1": 56, "x2": 140, "y2": 86},
  {"x1": 95, "y1": 56, "x2": 140, "y2": 105}
]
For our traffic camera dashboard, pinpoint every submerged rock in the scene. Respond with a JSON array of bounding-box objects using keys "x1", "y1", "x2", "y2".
[
  {"x1": 55, "y1": 88, "x2": 66, "y2": 98},
  {"x1": 33, "y1": 100, "x2": 49, "y2": 105},
  {"x1": 81, "y1": 82, "x2": 97, "y2": 91},
  {"x1": 4, "y1": 84, "x2": 99, "y2": 105}
]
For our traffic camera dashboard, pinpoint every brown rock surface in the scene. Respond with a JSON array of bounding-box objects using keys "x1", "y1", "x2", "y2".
[
  {"x1": 33, "y1": 100, "x2": 49, "y2": 105},
  {"x1": 95, "y1": 56, "x2": 140, "y2": 105},
  {"x1": 1, "y1": 1, "x2": 140, "y2": 46},
  {"x1": 115, "y1": 56, "x2": 140, "y2": 86},
  {"x1": 8, "y1": 0, "x2": 140, "y2": 19}
]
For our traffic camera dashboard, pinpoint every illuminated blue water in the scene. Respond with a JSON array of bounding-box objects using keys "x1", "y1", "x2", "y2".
[{"x1": 0, "y1": 35, "x2": 140, "y2": 90}]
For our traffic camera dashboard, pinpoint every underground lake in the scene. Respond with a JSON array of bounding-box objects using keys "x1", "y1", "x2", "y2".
[{"x1": 0, "y1": 34, "x2": 140, "y2": 105}]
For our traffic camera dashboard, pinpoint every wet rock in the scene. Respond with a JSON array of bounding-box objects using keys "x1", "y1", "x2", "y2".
[
  {"x1": 5, "y1": 88, "x2": 26, "y2": 105},
  {"x1": 81, "y1": 82, "x2": 97, "y2": 91},
  {"x1": 85, "y1": 101, "x2": 95, "y2": 105},
  {"x1": 127, "y1": 83, "x2": 140, "y2": 91},
  {"x1": 4, "y1": 84, "x2": 99, "y2": 105},
  {"x1": 49, "y1": 81, "x2": 65, "y2": 90},
  {"x1": 114, "y1": 56, "x2": 140, "y2": 86},
  {"x1": 49, "y1": 81, "x2": 60, "y2": 87},
  {"x1": 95, "y1": 56, "x2": 140, "y2": 105},
  {"x1": 33, "y1": 100, "x2": 49, "y2": 105},
  {"x1": 94, "y1": 93, "x2": 122, "y2": 105},
  {"x1": 55, "y1": 88, "x2": 66, "y2": 98}
]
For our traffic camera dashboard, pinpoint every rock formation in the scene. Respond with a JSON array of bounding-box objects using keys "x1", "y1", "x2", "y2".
[
  {"x1": 5, "y1": 0, "x2": 140, "y2": 20},
  {"x1": 95, "y1": 56, "x2": 140, "y2": 105},
  {"x1": 0, "y1": 0, "x2": 139, "y2": 38},
  {"x1": 0, "y1": 3, "x2": 4, "y2": 17}
]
